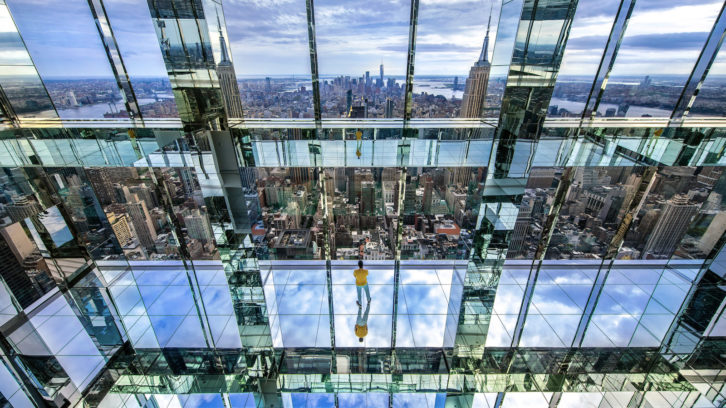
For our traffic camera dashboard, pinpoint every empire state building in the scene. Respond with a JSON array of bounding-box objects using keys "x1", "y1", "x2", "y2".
[
  {"x1": 216, "y1": 18, "x2": 245, "y2": 118},
  {"x1": 460, "y1": 19, "x2": 492, "y2": 118}
]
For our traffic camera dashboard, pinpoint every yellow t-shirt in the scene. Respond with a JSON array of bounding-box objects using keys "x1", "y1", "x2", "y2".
[
  {"x1": 355, "y1": 324, "x2": 368, "y2": 338},
  {"x1": 354, "y1": 268, "x2": 368, "y2": 286}
]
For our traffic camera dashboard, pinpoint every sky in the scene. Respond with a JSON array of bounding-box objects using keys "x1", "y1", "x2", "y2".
[{"x1": 1, "y1": 0, "x2": 724, "y2": 79}]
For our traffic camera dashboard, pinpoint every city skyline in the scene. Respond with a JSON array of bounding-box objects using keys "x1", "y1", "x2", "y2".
[{"x1": 2, "y1": 0, "x2": 722, "y2": 78}]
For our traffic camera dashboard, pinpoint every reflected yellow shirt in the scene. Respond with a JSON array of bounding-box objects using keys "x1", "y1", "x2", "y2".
[
  {"x1": 355, "y1": 324, "x2": 368, "y2": 338},
  {"x1": 354, "y1": 268, "x2": 368, "y2": 286}
]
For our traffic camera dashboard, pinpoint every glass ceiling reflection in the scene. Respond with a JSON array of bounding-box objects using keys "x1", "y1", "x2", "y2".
[
  {"x1": 487, "y1": 260, "x2": 701, "y2": 348},
  {"x1": 116, "y1": 391, "x2": 706, "y2": 408},
  {"x1": 62, "y1": 258, "x2": 708, "y2": 352}
]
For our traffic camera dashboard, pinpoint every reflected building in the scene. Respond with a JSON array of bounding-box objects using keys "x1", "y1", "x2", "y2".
[
  {"x1": 5, "y1": 194, "x2": 41, "y2": 222},
  {"x1": 643, "y1": 194, "x2": 699, "y2": 258},
  {"x1": 215, "y1": 16, "x2": 244, "y2": 119},
  {"x1": 460, "y1": 17, "x2": 491, "y2": 118}
]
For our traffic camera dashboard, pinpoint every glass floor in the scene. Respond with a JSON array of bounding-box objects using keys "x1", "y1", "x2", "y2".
[{"x1": 261, "y1": 260, "x2": 466, "y2": 348}]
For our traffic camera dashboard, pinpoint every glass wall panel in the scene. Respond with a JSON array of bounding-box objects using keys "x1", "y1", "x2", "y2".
[
  {"x1": 102, "y1": 0, "x2": 179, "y2": 118},
  {"x1": 622, "y1": 166, "x2": 718, "y2": 260},
  {"x1": 547, "y1": 0, "x2": 621, "y2": 117},
  {"x1": 507, "y1": 167, "x2": 562, "y2": 259},
  {"x1": 485, "y1": 265, "x2": 528, "y2": 347},
  {"x1": 545, "y1": 167, "x2": 643, "y2": 260},
  {"x1": 224, "y1": 0, "x2": 314, "y2": 119},
  {"x1": 482, "y1": 0, "x2": 522, "y2": 118},
  {"x1": 7, "y1": 321, "x2": 73, "y2": 400},
  {"x1": 315, "y1": 0, "x2": 409, "y2": 118},
  {"x1": 673, "y1": 167, "x2": 726, "y2": 258},
  {"x1": 66, "y1": 271, "x2": 124, "y2": 356},
  {"x1": 0, "y1": 278, "x2": 18, "y2": 326},
  {"x1": 396, "y1": 266, "x2": 458, "y2": 347},
  {"x1": 0, "y1": 4, "x2": 56, "y2": 119},
  {"x1": 596, "y1": 1, "x2": 723, "y2": 118},
  {"x1": 131, "y1": 265, "x2": 208, "y2": 348},
  {"x1": 242, "y1": 167, "x2": 323, "y2": 260},
  {"x1": 7, "y1": 0, "x2": 128, "y2": 119},
  {"x1": 155, "y1": 167, "x2": 219, "y2": 260},
  {"x1": 689, "y1": 45, "x2": 726, "y2": 117},
  {"x1": 400, "y1": 167, "x2": 484, "y2": 260},
  {"x1": 25, "y1": 295, "x2": 106, "y2": 392},
  {"x1": 0, "y1": 357, "x2": 35, "y2": 408},
  {"x1": 87, "y1": 167, "x2": 183, "y2": 260},
  {"x1": 44, "y1": 167, "x2": 125, "y2": 261},
  {"x1": 107, "y1": 266, "x2": 160, "y2": 348},
  {"x1": 0, "y1": 219, "x2": 57, "y2": 309},
  {"x1": 411, "y1": 0, "x2": 501, "y2": 118},
  {"x1": 520, "y1": 267, "x2": 596, "y2": 347},
  {"x1": 262, "y1": 263, "x2": 330, "y2": 348},
  {"x1": 326, "y1": 167, "x2": 399, "y2": 260},
  {"x1": 195, "y1": 263, "x2": 243, "y2": 348},
  {"x1": 582, "y1": 265, "x2": 689, "y2": 347}
]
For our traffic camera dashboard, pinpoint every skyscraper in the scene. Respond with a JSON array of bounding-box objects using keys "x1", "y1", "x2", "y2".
[
  {"x1": 379, "y1": 63, "x2": 384, "y2": 84},
  {"x1": 184, "y1": 208, "x2": 214, "y2": 244},
  {"x1": 384, "y1": 98, "x2": 394, "y2": 118},
  {"x1": 215, "y1": 15, "x2": 244, "y2": 118},
  {"x1": 86, "y1": 168, "x2": 115, "y2": 205},
  {"x1": 126, "y1": 200, "x2": 158, "y2": 251},
  {"x1": 642, "y1": 194, "x2": 699, "y2": 258},
  {"x1": 5, "y1": 195, "x2": 41, "y2": 222},
  {"x1": 460, "y1": 15, "x2": 492, "y2": 118},
  {"x1": 345, "y1": 89, "x2": 353, "y2": 114},
  {"x1": 108, "y1": 212, "x2": 133, "y2": 246},
  {"x1": 360, "y1": 181, "x2": 375, "y2": 215},
  {"x1": 422, "y1": 176, "x2": 433, "y2": 213}
]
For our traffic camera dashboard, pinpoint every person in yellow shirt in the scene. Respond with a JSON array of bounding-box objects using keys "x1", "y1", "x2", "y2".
[
  {"x1": 354, "y1": 260, "x2": 371, "y2": 307},
  {"x1": 355, "y1": 301, "x2": 370, "y2": 343}
]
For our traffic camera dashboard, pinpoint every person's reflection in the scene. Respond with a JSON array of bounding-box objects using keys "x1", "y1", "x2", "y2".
[
  {"x1": 355, "y1": 130, "x2": 363, "y2": 158},
  {"x1": 356, "y1": 301, "x2": 370, "y2": 344},
  {"x1": 354, "y1": 260, "x2": 371, "y2": 307}
]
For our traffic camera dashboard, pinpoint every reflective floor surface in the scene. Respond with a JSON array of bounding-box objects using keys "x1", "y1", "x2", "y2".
[{"x1": 262, "y1": 261, "x2": 465, "y2": 349}]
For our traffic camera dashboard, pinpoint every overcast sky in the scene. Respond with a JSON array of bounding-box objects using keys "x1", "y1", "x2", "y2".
[{"x1": 2, "y1": 0, "x2": 724, "y2": 78}]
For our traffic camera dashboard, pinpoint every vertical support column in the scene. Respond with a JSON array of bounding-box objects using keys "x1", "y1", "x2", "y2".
[
  {"x1": 391, "y1": 260, "x2": 401, "y2": 350},
  {"x1": 0, "y1": 85, "x2": 16, "y2": 126},
  {"x1": 670, "y1": 3, "x2": 726, "y2": 122},
  {"x1": 581, "y1": 0, "x2": 637, "y2": 120},
  {"x1": 444, "y1": 393, "x2": 474, "y2": 408},
  {"x1": 87, "y1": 0, "x2": 143, "y2": 122},
  {"x1": 509, "y1": 260, "x2": 540, "y2": 348},
  {"x1": 403, "y1": 0, "x2": 420, "y2": 121},
  {"x1": 0, "y1": 334, "x2": 48, "y2": 408},
  {"x1": 493, "y1": 0, "x2": 579, "y2": 179},
  {"x1": 493, "y1": 392, "x2": 505, "y2": 407},
  {"x1": 661, "y1": 234, "x2": 726, "y2": 365},
  {"x1": 147, "y1": 0, "x2": 222, "y2": 127},
  {"x1": 305, "y1": 0, "x2": 322, "y2": 123},
  {"x1": 394, "y1": 167, "x2": 408, "y2": 261},
  {"x1": 326, "y1": 260, "x2": 336, "y2": 371},
  {"x1": 255, "y1": 378, "x2": 283, "y2": 408},
  {"x1": 146, "y1": 0, "x2": 257, "y2": 235}
]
